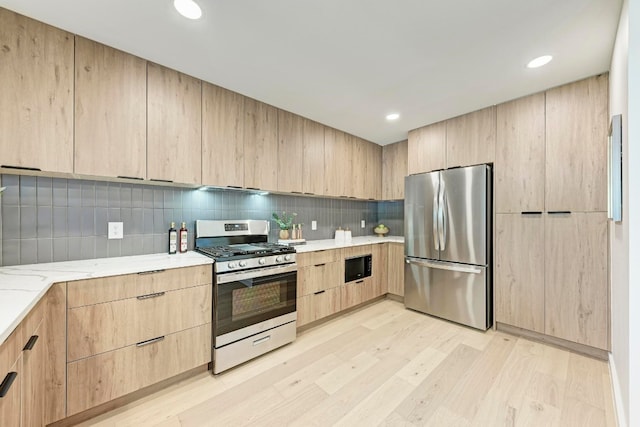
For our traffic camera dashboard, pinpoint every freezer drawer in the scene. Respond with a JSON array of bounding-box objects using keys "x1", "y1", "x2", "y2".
[{"x1": 404, "y1": 257, "x2": 491, "y2": 330}]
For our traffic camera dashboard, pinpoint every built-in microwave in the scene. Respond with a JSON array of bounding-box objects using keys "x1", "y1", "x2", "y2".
[{"x1": 345, "y1": 254, "x2": 372, "y2": 283}]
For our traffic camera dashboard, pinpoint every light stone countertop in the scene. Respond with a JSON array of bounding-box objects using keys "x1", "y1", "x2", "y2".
[
  {"x1": 0, "y1": 252, "x2": 213, "y2": 346},
  {"x1": 293, "y1": 235, "x2": 404, "y2": 253},
  {"x1": 0, "y1": 237, "x2": 405, "y2": 346}
]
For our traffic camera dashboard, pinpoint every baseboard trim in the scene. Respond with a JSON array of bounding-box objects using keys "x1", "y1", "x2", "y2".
[
  {"x1": 609, "y1": 353, "x2": 627, "y2": 427},
  {"x1": 496, "y1": 322, "x2": 609, "y2": 360}
]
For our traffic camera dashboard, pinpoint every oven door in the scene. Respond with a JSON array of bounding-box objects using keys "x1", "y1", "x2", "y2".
[{"x1": 215, "y1": 264, "x2": 297, "y2": 339}]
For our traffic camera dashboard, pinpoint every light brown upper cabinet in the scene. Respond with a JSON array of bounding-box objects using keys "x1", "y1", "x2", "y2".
[
  {"x1": 324, "y1": 128, "x2": 352, "y2": 197},
  {"x1": 277, "y1": 110, "x2": 304, "y2": 193},
  {"x1": 495, "y1": 213, "x2": 545, "y2": 333},
  {"x1": 407, "y1": 122, "x2": 446, "y2": 175},
  {"x1": 366, "y1": 141, "x2": 382, "y2": 200},
  {"x1": 0, "y1": 9, "x2": 73, "y2": 173},
  {"x1": 351, "y1": 136, "x2": 368, "y2": 199},
  {"x1": 545, "y1": 75, "x2": 608, "y2": 212},
  {"x1": 446, "y1": 106, "x2": 496, "y2": 168},
  {"x1": 382, "y1": 140, "x2": 408, "y2": 200},
  {"x1": 495, "y1": 93, "x2": 546, "y2": 213},
  {"x1": 74, "y1": 37, "x2": 147, "y2": 180},
  {"x1": 202, "y1": 83, "x2": 245, "y2": 188},
  {"x1": 544, "y1": 212, "x2": 608, "y2": 350},
  {"x1": 147, "y1": 63, "x2": 202, "y2": 185},
  {"x1": 302, "y1": 119, "x2": 325, "y2": 195},
  {"x1": 244, "y1": 98, "x2": 278, "y2": 191}
]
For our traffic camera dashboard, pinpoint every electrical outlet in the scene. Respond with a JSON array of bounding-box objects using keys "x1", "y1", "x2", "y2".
[
  {"x1": 108, "y1": 222, "x2": 124, "y2": 239},
  {"x1": 311, "y1": 220, "x2": 317, "y2": 231},
  {"x1": 361, "y1": 220, "x2": 366, "y2": 228}
]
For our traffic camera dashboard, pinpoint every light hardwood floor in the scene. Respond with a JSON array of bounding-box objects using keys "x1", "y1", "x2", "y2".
[{"x1": 77, "y1": 299, "x2": 617, "y2": 427}]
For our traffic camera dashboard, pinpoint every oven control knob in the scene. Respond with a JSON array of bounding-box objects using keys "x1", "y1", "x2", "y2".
[
  {"x1": 284, "y1": 254, "x2": 292, "y2": 261},
  {"x1": 275, "y1": 256, "x2": 283, "y2": 263},
  {"x1": 258, "y1": 258, "x2": 266, "y2": 265},
  {"x1": 228, "y1": 262, "x2": 237, "y2": 269},
  {"x1": 239, "y1": 260, "x2": 247, "y2": 267}
]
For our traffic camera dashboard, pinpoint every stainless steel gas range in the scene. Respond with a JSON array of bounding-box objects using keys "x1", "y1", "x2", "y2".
[{"x1": 195, "y1": 220, "x2": 297, "y2": 374}]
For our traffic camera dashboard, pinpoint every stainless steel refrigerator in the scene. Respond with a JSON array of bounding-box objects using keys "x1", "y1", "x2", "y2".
[{"x1": 404, "y1": 164, "x2": 492, "y2": 330}]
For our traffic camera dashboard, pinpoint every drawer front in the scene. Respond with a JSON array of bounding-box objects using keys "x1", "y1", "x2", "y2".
[
  {"x1": 66, "y1": 324, "x2": 210, "y2": 416},
  {"x1": 297, "y1": 261, "x2": 341, "y2": 296},
  {"x1": 68, "y1": 265, "x2": 212, "y2": 307},
  {"x1": 341, "y1": 278, "x2": 368, "y2": 310},
  {"x1": 297, "y1": 287, "x2": 341, "y2": 327},
  {"x1": 296, "y1": 249, "x2": 340, "y2": 267},
  {"x1": 343, "y1": 244, "x2": 373, "y2": 259},
  {"x1": 67, "y1": 285, "x2": 212, "y2": 361}
]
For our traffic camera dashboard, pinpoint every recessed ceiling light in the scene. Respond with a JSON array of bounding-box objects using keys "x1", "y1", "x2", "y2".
[
  {"x1": 527, "y1": 55, "x2": 553, "y2": 69},
  {"x1": 386, "y1": 113, "x2": 400, "y2": 121},
  {"x1": 174, "y1": 0, "x2": 202, "y2": 20}
]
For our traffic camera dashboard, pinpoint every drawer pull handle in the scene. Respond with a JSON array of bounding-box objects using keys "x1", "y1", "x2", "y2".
[
  {"x1": 137, "y1": 269, "x2": 165, "y2": 275},
  {"x1": 314, "y1": 263, "x2": 326, "y2": 267},
  {"x1": 1, "y1": 165, "x2": 41, "y2": 171},
  {"x1": 355, "y1": 280, "x2": 364, "y2": 284},
  {"x1": 137, "y1": 291, "x2": 166, "y2": 300},
  {"x1": 0, "y1": 372, "x2": 18, "y2": 398},
  {"x1": 23, "y1": 335, "x2": 39, "y2": 351},
  {"x1": 521, "y1": 211, "x2": 542, "y2": 215},
  {"x1": 150, "y1": 178, "x2": 173, "y2": 183},
  {"x1": 253, "y1": 336, "x2": 271, "y2": 346},
  {"x1": 314, "y1": 290, "x2": 326, "y2": 295},
  {"x1": 136, "y1": 336, "x2": 165, "y2": 347},
  {"x1": 548, "y1": 211, "x2": 572, "y2": 215},
  {"x1": 117, "y1": 175, "x2": 143, "y2": 180}
]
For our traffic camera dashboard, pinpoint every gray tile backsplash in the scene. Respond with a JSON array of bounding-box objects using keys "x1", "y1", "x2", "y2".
[{"x1": 0, "y1": 174, "x2": 403, "y2": 266}]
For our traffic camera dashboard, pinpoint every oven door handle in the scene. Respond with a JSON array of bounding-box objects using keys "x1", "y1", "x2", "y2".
[{"x1": 216, "y1": 264, "x2": 298, "y2": 284}]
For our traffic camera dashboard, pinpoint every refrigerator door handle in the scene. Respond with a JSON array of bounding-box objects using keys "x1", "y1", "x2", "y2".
[
  {"x1": 405, "y1": 257, "x2": 482, "y2": 274},
  {"x1": 438, "y1": 180, "x2": 446, "y2": 251},
  {"x1": 433, "y1": 193, "x2": 440, "y2": 250}
]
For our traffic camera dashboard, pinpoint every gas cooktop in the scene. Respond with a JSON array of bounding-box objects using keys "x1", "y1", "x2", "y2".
[{"x1": 197, "y1": 242, "x2": 295, "y2": 260}]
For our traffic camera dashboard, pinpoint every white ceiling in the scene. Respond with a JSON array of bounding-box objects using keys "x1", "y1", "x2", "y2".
[{"x1": 0, "y1": 0, "x2": 622, "y2": 145}]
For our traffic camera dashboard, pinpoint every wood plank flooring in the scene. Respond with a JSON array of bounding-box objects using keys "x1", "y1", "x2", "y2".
[{"x1": 77, "y1": 299, "x2": 617, "y2": 426}]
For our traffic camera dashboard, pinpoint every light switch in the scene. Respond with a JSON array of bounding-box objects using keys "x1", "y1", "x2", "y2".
[
  {"x1": 108, "y1": 222, "x2": 124, "y2": 239},
  {"x1": 311, "y1": 220, "x2": 317, "y2": 231}
]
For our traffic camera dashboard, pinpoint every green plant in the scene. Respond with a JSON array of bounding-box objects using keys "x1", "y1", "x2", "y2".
[{"x1": 272, "y1": 211, "x2": 297, "y2": 230}]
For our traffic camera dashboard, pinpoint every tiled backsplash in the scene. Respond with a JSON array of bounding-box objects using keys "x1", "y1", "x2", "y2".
[{"x1": 0, "y1": 174, "x2": 404, "y2": 266}]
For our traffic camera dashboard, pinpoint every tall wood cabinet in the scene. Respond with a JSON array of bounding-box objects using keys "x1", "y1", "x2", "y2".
[
  {"x1": 324, "y1": 128, "x2": 352, "y2": 197},
  {"x1": 387, "y1": 243, "x2": 405, "y2": 296},
  {"x1": 74, "y1": 37, "x2": 147, "y2": 179},
  {"x1": 407, "y1": 122, "x2": 446, "y2": 175},
  {"x1": 277, "y1": 110, "x2": 304, "y2": 193},
  {"x1": 0, "y1": 8, "x2": 74, "y2": 173},
  {"x1": 202, "y1": 83, "x2": 245, "y2": 188},
  {"x1": 495, "y1": 93, "x2": 546, "y2": 213},
  {"x1": 302, "y1": 118, "x2": 325, "y2": 195},
  {"x1": 244, "y1": 98, "x2": 278, "y2": 191},
  {"x1": 382, "y1": 140, "x2": 407, "y2": 200},
  {"x1": 366, "y1": 141, "x2": 382, "y2": 200},
  {"x1": 147, "y1": 63, "x2": 202, "y2": 185},
  {"x1": 545, "y1": 75, "x2": 608, "y2": 212}
]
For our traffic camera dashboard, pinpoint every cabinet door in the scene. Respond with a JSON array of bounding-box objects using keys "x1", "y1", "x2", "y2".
[
  {"x1": 277, "y1": 110, "x2": 304, "y2": 193},
  {"x1": 324, "y1": 128, "x2": 352, "y2": 197},
  {"x1": 370, "y1": 244, "x2": 387, "y2": 297},
  {"x1": 446, "y1": 106, "x2": 496, "y2": 168},
  {"x1": 351, "y1": 136, "x2": 368, "y2": 199},
  {"x1": 302, "y1": 119, "x2": 325, "y2": 195},
  {"x1": 44, "y1": 283, "x2": 66, "y2": 425},
  {"x1": 495, "y1": 93, "x2": 545, "y2": 213},
  {"x1": 545, "y1": 212, "x2": 608, "y2": 349},
  {"x1": 298, "y1": 262, "x2": 342, "y2": 296},
  {"x1": 545, "y1": 75, "x2": 608, "y2": 212},
  {"x1": 202, "y1": 83, "x2": 245, "y2": 187},
  {"x1": 74, "y1": 37, "x2": 147, "y2": 179},
  {"x1": 495, "y1": 214, "x2": 545, "y2": 332},
  {"x1": 407, "y1": 122, "x2": 446, "y2": 174},
  {"x1": 366, "y1": 141, "x2": 382, "y2": 200},
  {"x1": 387, "y1": 243, "x2": 405, "y2": 296},
  {"x1": 244, "y1": 98, "x2": 278, "y2": 191},
  {"x1": 21, "y1": 320, "x2": 45, "y2": 427},
  {"x1": 0, "y1": 358, "x2": 21, "y2": 427},
  {"x1": 382, "y1": 140, "x2": 408, "y2": 200},
  {"x1": 341, "y1": 279, "x2": 366, "y2": 310},
  {"x1": 147, "y1": 63, "x2": 202, "y2": 185},
  {"x1": 0, "y1": 9, "x2": 73, "y2": 173},
  {"x1": 297, "y1": 287, "x2": 341, "y2": 327}
]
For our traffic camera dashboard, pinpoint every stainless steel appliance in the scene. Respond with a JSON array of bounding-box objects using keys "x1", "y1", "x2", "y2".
[
  {"x1": 344, "y1": 254, "x2": 372, "y2": 283},
  {"x1": 404, "y1": 164, "x2": 492, "y2": 330},
  {"x1": 195, "y1": 220, "x2": 297, "y2": 374}
]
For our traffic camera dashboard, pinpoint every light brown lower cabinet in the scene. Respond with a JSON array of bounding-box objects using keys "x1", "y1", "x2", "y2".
[
  {"x1": 387, "y1": 243, "x2": 405, "y2": 297},
  {"x1": 341, "y1": 278, "x2": 368, "y2": 310},
  {"x1": 67, "y1": 324, "x2": 211, "y2": 415},
  {"x1": 297, "y1": 288, "x2": 342, "y2": 327},
  {"x1": 0, "y1": 345, "x2": 21, "y2": 427}
]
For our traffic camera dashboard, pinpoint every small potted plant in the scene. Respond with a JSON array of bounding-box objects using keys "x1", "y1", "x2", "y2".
[{"x1": 272, "y1": 211, "x2": 297, "y2": 239}]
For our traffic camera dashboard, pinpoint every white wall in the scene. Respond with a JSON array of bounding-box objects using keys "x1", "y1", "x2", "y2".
[{"x1": 609, "y1": 0, "x2": 640, "y2": 425}]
